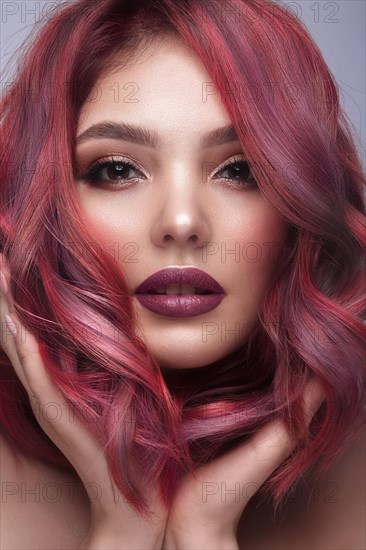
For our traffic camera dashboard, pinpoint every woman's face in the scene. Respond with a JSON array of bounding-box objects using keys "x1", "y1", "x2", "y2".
[{"x1": 74, "y1": 34, "x2": 287, "y2": 369}]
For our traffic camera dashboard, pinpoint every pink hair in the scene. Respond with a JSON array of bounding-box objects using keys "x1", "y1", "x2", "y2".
[{"x1": 1, "y1": 0, "x2": 365, "y2": 518}]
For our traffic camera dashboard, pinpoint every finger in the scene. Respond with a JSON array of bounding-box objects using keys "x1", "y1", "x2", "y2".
[
  {"x1": 196, "y1": 376, "x2": 325, "y2": 500},
  {"x1": 0, "y1": 257, "x2": 107, "y2": 472},
  {"x1": 0, "y1": 257, "x2": 70, "y2": 411},
  {"x1": 5, "y1": 308, "x2": 109, "y2": 478},
  {"x1": 0, "y1": 254, "x2": 15, "y2": 314},
  {"x1": 241, "y1": 377, "x2": 324, "y2": 484},
  {"x1": 1, "y1": 262, "x2": 47, "y2": 400},
  {"x1": 248, "y1": 375, "x2": 325, "y2": 467},
  {"x1": 2, "y1": 308, "x2": 129, "y2": 519},
  {"x1": 1, "y1": 272, "x2": 29, "y2": 391}
]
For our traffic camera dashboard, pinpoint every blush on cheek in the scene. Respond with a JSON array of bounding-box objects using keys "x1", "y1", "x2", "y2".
[
  {"x1": 258, "y1": 209, "x2": 287, "y2": 262},
  {"x1": 233, "y1": 219, "x2": 288, "y2": 299},
  {"x1": 238, "y1": 220, "x2": 287, "y2": 270}
]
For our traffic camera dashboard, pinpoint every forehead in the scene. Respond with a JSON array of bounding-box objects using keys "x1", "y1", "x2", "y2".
[{"x1": 77, "y1": 35, "x2": 231, "y2": 137}]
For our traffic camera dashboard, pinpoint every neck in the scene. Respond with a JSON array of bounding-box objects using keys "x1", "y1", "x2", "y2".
[{"x1": 159, "y1": 344, "x2": 248, "y2": 389}]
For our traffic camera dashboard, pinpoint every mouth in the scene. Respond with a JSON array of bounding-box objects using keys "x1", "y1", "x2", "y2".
[
  {"x1": 133, "y1": 267, "x2": 225, "y2": 317},
  {"x1": 134, "y1": 267, "x2": 225, "y2": 295},
  {"x1": 146, "y1": 284, "x2": 212, "y2": 295}
]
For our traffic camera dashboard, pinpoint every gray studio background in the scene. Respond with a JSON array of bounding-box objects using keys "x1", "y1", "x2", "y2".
[{"x1": 0, "y1": 0, "x2": 365, "y2": 170}]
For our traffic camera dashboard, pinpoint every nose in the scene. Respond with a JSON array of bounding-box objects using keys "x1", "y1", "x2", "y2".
[{"x1": 150, "y1": 185, "x2": 212, "y2": 251}]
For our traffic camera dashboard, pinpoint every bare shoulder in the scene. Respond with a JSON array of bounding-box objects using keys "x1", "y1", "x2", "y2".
[
  {"x1": 237, "y1": 430, "x2": 366, "y2": 549},
  {"x1": 0, "y1": 429, "x2": 91, "y2": 550}
]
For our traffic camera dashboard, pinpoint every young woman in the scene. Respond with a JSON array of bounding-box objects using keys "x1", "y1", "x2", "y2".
[{"x1": 0, "y1": 0, "x2": 365, "y2": 548}]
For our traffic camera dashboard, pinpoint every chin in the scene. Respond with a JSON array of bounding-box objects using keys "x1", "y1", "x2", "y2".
[
  {"x1": 158, "y1": 359, "x2": 208, "y2": 370},
  {"x1": 153, "y1": 346, "x2": 238, "y2": 370}
]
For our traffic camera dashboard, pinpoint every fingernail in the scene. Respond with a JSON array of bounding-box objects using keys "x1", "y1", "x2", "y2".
[
  {"x1": 0, "y1": 272, "x2": 9, "y2": 295},
  {"x1": 4, "y1": 314, "x2": 17, "y2": 337}
]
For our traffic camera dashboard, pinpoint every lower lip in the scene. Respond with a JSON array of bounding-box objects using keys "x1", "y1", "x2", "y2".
[{"x1": 134, "y1": 293, "x2": 225, "y2": 317}]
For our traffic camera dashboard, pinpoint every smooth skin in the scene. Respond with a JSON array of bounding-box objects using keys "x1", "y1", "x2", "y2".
[
  {"x1": 0, "y1": 253, "x2": 325, "y2": 549},
  {"x1": 74, "y1": 33, "x2": 289, "y2": 370}
]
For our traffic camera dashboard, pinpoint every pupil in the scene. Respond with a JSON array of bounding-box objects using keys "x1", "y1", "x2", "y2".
[
  {"x1": 107, "y1": 164, "x2": 127, "y2": 179},
  {"x1": 233, "y1": 162, "x2": 249, "y2": 179}
]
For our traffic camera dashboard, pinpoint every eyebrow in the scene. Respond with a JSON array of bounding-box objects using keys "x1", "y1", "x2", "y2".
[{"x1": 76, "y1": 122, "x2": 240, "y2": 149}]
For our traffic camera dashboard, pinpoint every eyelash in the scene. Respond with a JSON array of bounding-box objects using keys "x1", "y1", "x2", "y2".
[{"x1": 78, "y1": 154, "x2": 257, "y2": 189}]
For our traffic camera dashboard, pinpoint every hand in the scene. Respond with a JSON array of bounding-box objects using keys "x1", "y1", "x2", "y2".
[
  {"x1": 0, "y1": 254, "x2": 168, "y2": 549},
  {"x1": 162, "y1": 377, "x2": 325, "y2": 549}
]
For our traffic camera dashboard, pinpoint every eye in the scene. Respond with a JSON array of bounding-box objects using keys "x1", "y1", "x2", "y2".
[
  {"x1": 214, "y1": 156, "x2": 257, "y2": 188},
  {"x1": 78, "y1": 155, "x2": 146, "y2": 188}
]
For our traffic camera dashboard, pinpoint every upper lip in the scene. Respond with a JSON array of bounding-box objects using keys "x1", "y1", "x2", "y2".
[{"x1": 134, "y1": 267, "x2": 225, "y2": 294}]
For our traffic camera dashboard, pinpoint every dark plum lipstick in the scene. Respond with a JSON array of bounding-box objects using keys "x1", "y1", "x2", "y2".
[{"x1": 134, "y1": 267, "x2": 225, "y2": 318}]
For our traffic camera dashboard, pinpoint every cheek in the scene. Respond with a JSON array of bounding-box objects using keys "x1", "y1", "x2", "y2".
[
  {"x1": 252, "y1": 210, "x2": 287, "y2": 270},
  {"x1": 223, "y1": 206, "x2": 287, "y2": 335},
  {"x1": 229, "y1": 204, "x2": 287, "y2": 288},
  {"x1": 77, "y1": 192, "x2": 142, "y2": 261},
  {"x1": 234, "y1": 199, "x2": 287, "y2": 248}
]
